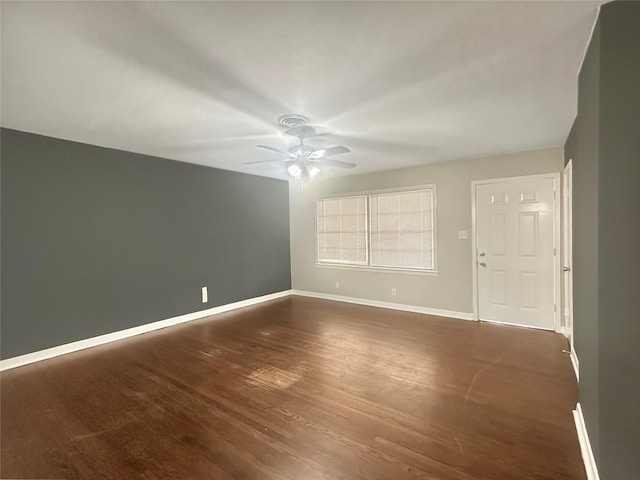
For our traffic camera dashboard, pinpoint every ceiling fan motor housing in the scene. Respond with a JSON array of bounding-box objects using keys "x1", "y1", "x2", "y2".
[{"x1": 288, "y1": 144, "x2": 316, "y2": 157}]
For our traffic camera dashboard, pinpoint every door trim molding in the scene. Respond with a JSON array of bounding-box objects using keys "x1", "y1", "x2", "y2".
[
  {"x1": 563, "y1": 159, "x2": 575, "y2": 349},
  {"x1": 471, "y1": 173, "x2": 562, "y2": 332}
]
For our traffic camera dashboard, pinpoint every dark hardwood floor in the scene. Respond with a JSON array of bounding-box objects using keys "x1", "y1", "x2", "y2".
[{"x1": 1, "y1": 296, "x2": 583, "y2": 479}]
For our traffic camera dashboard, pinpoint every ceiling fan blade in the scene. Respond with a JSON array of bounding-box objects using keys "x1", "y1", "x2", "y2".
[
  {"x1": 318, "y1": 158, "x2": 357, "y2": 169},
  {"x1": 244, "y1": 158, "x2": 293, "y2": 165},
  {"x1": 256, "y1": 145, "x2": 295, "y2": 158},
  {"x1": 310, "y1": 146, "x2": 351, "y2": 159},
  {"x1": 322, "y1": 134, "x2": 429, "y2": 156}
]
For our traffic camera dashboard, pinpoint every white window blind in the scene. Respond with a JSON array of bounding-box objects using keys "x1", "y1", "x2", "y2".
[
  {"x1": 317, "y1": 195, "x2": 368, "y2": 265},
  {"x1": 369, "y1": 189, "x2": 434, "y2": 270}
]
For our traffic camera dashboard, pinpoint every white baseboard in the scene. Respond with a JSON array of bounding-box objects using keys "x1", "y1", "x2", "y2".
[
  {"x1": 570, "y1": 349, "x2": 580, "y2": 382},
  {"x1": 480, "y1": 317, "x2": 555, "y2": 332},
  {"x1": 573, "y1": 403, "x2": 600, "y2": 480},
  {"x1": 0, "y1": 290, "x2": 292, "y2": 372},
  {"x1": 291, "y1": 290, "x2": 474, "y2": 321},
  {"x1": 1, "y1": 289, "x2": 474, "y2": 371}
]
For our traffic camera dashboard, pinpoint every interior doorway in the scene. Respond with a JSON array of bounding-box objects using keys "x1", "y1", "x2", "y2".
[{"x1": 562, "y1": 161, "x2": 576, "y2": 375}]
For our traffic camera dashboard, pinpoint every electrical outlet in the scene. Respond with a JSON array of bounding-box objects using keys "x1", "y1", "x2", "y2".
[
  {"x1": 391, "y1": 288, "x2": 397, "y2": 296},
  {"x1": 458, "y1": 230, "x2": 468, "y2": 239},
  {"x1": 201, "y1": 286, "x2": 208, "y2": 303},
  {"x1": 335, "y1": 281, "x2": 340, "y2": 289}
]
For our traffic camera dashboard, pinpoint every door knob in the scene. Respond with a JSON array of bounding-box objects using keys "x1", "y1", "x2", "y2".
[
  {"x1": 478, "y1": 251, "x2": 486, "y2": 257},
  {"x1": 479, "y1": 262, "x2": 487, "y2": 267},
  {"x1": 563, "y1": 266, "x2": 571, "y2": 272}
]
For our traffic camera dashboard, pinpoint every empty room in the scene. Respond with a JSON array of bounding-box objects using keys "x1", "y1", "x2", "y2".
[{"x1": 1, "y1": 1, "x2": 638, "y2": 479}]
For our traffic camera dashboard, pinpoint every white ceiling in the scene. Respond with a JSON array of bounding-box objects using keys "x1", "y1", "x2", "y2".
[{"x1": 1, "y1": 1, "x2": 600, "y2": 179}]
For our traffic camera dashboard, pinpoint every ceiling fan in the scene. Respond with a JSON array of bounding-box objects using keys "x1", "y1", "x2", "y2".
[{"x1": 245, "y1": 124, "x2": 355, "y2": 179}]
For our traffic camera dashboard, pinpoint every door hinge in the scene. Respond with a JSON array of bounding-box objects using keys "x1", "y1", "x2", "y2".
[
  {"x1": 554, "y1": 191, "x2": 557, "y2": 200},
  {"x1": 554, "y1": 248, "x2": 556, "y2": 256},
  {"x1": 554, "y1": 304, "x2": 557, "y2": 312}
]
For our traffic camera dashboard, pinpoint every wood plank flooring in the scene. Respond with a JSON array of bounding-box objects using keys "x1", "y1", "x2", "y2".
[{"x1": 1, "y1": 296, "x2": 583, "y2": 479}]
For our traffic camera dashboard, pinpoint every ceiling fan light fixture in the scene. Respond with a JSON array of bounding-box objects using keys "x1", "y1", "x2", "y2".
[
  {"x1": 288, "y1": 163, "x2": 303, "y2": 178},
  {"x1": 309, "y1": 166, "x2": 320, "y2": 177}
]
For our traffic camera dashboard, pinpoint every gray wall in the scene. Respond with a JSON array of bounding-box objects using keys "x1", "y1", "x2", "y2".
[
  {"x1": 597, "y1": 2, "x2": 640, "y2": 477},
  {"x1": 565, "y1": 1, "x2": 640, "y2": 477},
  {"x1": 1, "y1": 128, "x2": 291, "y2": 359},
  {"x1": 565, "y1": 18, "x2": 601, "y2": 462},
  {"x1": 290, "y1": 147, "x2": 563, "y2": 313}
]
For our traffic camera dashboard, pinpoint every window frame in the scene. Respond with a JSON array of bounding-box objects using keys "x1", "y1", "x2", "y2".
[{"x1": 315, "y1": 185, "x2": 438, "y2": 275}]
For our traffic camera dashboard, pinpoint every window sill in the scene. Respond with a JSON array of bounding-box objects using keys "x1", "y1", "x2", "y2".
[{"x1": 315, "y1": 263, "x2": 439, "y2": 276}]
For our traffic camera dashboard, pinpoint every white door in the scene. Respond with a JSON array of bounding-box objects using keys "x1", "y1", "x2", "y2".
[
  {"x1": 475, "y1": 177, "x2": 557, "y2": 329},
  {"x1": 563, "y1": 161, "x2": 574, "y2": 348}
]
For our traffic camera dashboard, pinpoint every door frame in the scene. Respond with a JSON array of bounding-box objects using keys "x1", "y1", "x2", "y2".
[
  {"x1": 471, "y1": 173, "x2": 562, "y2": 332},
  {"x1": 562, "y1": 160, "x2": 575, "y2": 346}
]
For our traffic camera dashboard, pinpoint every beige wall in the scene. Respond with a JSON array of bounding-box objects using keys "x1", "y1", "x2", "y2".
[{"x1": 289, "y1": 147, "x2": 564, "y2": 314}]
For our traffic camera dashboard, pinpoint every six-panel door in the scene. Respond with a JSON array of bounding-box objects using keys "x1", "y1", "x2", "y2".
[{"x1": 476, "y1": 178, "x2": 555, "y2": 329}]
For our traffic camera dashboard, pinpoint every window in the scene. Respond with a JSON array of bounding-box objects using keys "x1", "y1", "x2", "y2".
[
  {"x1": 316, "y1": 186, "x2": 436, "y2": 272},
  {"x1": 370, "y1": 189, "x2": 434, "y2": 270},
  {"x1": 317, "y1": 195, "x2": 368, "y2": 265}
]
